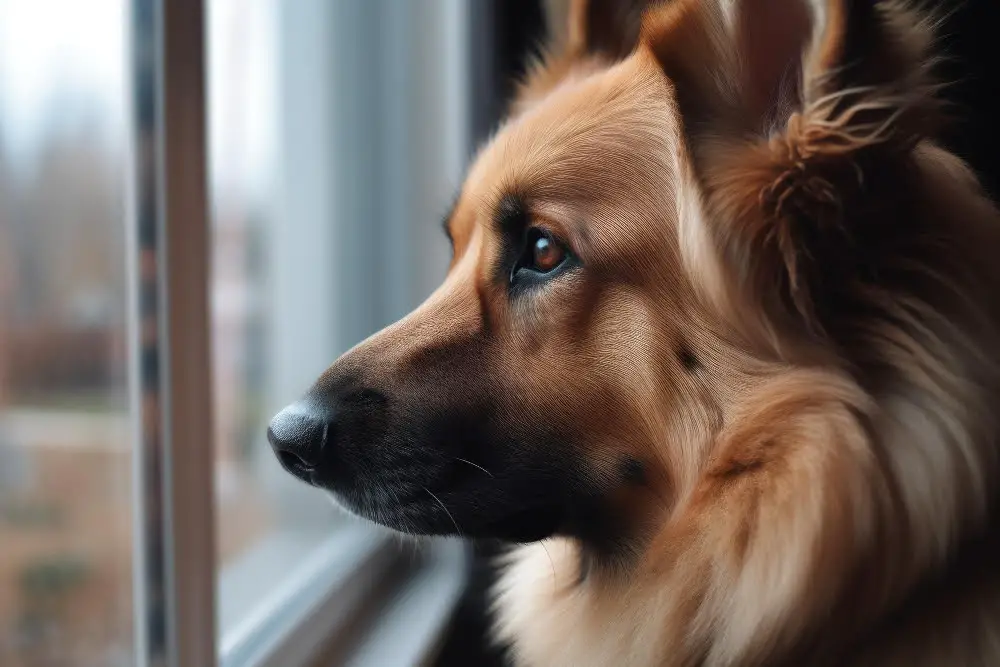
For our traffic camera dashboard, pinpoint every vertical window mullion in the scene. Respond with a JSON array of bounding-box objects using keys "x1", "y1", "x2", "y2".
[{"x1": 128, "y1": 1, "x2": 216, "y2": 666}]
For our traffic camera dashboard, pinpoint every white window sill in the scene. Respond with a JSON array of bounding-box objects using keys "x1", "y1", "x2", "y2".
[
  {"x1": 219, "y1": 523, "x2": 468, "y2": 667},
  {"x1": 326, "y1": 537, "x2": 468, "y2": 667}
]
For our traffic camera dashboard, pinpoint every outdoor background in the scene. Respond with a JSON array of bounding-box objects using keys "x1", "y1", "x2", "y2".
[{"x1": 0, "y1": 1, "x2": 316, "y2": 664}]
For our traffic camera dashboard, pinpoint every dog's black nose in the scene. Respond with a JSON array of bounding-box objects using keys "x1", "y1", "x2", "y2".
[{"x1": 267, "y1": 401, "x2": 329, "y2": 482}]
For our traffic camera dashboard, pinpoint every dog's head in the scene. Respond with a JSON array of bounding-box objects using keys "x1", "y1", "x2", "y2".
[{"x1": 268, "y1": 0, "x2": 945, "y2": 552}]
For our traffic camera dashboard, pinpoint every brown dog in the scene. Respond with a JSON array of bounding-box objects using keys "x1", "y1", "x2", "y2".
[{"x1": 268, "y1": 1, "x2": 1000, "y2": 664}]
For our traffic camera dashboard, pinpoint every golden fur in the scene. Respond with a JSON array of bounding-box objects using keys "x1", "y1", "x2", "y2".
[
  {"x1": 482, "y1": 1, "x2": 1000, "y2": 665},
  {"x1": 276, "y1": 0, "x2": 1000, "y2": 664}
]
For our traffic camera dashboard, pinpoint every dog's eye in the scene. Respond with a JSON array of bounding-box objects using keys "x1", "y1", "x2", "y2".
[
  {"x1": 509, "y1": 227, "x2": 573, "y2": 290},
  {"x1": 519, "y1": 228, "x2": 566, "y2": 274}
]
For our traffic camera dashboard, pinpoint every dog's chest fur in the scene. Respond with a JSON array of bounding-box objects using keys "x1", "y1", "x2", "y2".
[
  {"x1": 492, "y1": 541, "x2": 666, "y2": 667},
  {"x1": 491, "y1": 534, "x2": 1000, "y2": 667},
  {"x1": 493, "y1": 542, "x2": 621, "y2": 667}
]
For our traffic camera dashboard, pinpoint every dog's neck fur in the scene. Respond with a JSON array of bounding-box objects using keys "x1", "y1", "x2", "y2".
[{"x1": 496, "y1": 517, "x2": 1000, "y2": 667}]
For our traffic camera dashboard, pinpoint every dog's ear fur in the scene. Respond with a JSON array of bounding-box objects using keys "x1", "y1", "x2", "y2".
[
  {"x1": 645, "y1": 0, "x2": 943, "y2": 340},
  {"x1": 513, "y1": 0, "x2": 651, "y2": 112}
]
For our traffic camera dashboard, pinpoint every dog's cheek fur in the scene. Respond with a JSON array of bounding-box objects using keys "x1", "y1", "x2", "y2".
[
  {"x1": 484, "y1": 273, "x2": 723, "y2": 552},
  {"x1": 645, "y1": 373, "x2": 882, "y2": 663}
]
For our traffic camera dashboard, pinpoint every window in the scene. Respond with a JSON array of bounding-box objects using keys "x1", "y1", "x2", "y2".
[
  {"x1": 0, "y1": 1, "x2": 134, "y2": 665},
  {"x1": 210, "y1": 0, "x2": 471, "y2": 664},
  {"x1": 208, "y1": 0, "x2": 347, "y2": 637},
  {"x1": 0, "y1": 0, "x2": 482, "y2": 665}
]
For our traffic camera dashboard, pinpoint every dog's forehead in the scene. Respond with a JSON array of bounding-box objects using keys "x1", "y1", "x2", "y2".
[{"x1": 460, "y1": 53, "x2": 677, "y2": 231}]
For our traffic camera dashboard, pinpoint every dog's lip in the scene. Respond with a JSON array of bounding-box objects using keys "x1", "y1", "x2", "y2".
[
  {"x1": 322, "y1": 479, "x2": 566, "y2": 542},
  {"x1": 323, "y1": 487, "x2": 443, "y2": 532},
  {"x1": 323, "y1": 481, "x2": 426, "y2": 514}
]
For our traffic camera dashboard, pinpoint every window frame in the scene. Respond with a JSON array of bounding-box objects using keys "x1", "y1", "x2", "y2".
[{"x1": 127, "y1": 0, "x2": 216, "y2": 665}]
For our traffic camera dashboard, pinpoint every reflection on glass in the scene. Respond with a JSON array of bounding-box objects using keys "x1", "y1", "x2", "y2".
[
  {"x1": 0, "y1": 1, "x2": 134, "y2": 665},
  {"x1": 208, "y1": 0, "x2": 342, "y2": 637}
]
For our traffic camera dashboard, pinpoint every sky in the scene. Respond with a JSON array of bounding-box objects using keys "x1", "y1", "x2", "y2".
[
  {"x1": 0, "y1": 0, "x2": 275, "y2": 198},
  {"x1": 0, "y1": 0, "x2": 127, "y2": 163}
]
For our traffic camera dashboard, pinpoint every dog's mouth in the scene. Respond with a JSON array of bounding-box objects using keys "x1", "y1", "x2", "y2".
[
  {"x1": 327, "y1": 482, "x2": 567, "y2": 543},
  {"x1": 317, "y1": 452, "x2": 575, "y2": 543}
]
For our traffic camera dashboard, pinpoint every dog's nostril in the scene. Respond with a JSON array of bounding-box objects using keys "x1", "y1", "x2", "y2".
[
  {"x1": 277, "y1": 449, "x2": 314, "y2": 473},
  {"x1": 267, "y1": 402, "x2": 329, "y2": 480}
]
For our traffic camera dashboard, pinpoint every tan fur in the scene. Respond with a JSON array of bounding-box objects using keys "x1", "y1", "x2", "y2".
[
  {"x1": 483, "y1": 2, "x2": 1000, "y2": 665},
  {"x1": 312, "y1": 1, "x2": 1000, "y2": 664}
]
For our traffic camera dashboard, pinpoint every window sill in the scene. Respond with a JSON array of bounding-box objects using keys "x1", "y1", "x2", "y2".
[
  {"x1": 218, "y1": 523, "x2": 468, "y2": 667},
  {"x1": 323, "y1": 537, "x2": 468, "y2": 667},
  {"x1": 219, "y1": 522, "x2": 393, "y2": 667}
]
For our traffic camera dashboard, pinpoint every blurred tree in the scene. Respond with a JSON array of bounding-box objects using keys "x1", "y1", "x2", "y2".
[
  {"x1": 0, "y1": 136, "x2": 11, "y2": 409},
  {"x1": 4, "y1": 117, "x2": 127, "y2": 403}
]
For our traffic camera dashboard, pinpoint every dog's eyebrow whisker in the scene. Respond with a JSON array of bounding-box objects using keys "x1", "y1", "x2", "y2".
[
  {"x1": 455, "y1": 457, "x2": 494, "y2": 478},
  {"x1": 424, "y1": 487, "x2": 462, "y2": 536}
]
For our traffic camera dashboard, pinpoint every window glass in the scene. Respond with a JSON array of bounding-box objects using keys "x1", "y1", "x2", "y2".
[
  {"x1": 208, "y1": 0, "x2": 343, "y2": 639},
  {"x1": 0, "y1": 1, "x2": 135, "y2": 665},
  {"x1": 209, "y1": 0, "x2": 465, "y2": 645}
]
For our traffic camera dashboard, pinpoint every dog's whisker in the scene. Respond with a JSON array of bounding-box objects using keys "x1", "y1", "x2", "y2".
[
  {"x1": 455, "y1": 457, "x2": 494, "y2": 478},
  {"x1": 424, "y1": 487, "x2": 462, "y2": 536},
  {"x1": 541, "y1": 541, "x2": 557, "y2": 588}
]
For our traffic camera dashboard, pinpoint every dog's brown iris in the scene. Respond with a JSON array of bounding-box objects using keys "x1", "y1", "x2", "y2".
[{"x1": 529, "y1": 231, "x2": 565, "y2": 273}]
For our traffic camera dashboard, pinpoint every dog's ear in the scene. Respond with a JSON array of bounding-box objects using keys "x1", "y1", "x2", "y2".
[
  {"x1": 646, "y1": 0, "x2": 942, "y2": 338},
  {"x1": 513, "y1": 0, "x2": 651, "y2": 113}
]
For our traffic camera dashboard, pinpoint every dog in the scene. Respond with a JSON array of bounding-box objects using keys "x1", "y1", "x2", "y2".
[{"x1": 267, "y1": 0, "x2": 1000, "y2": 664}]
